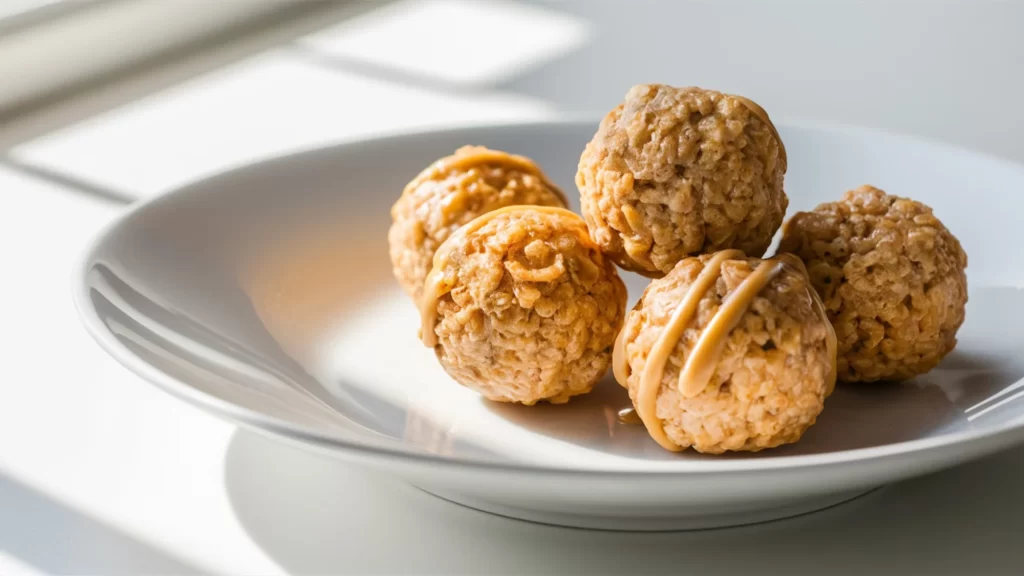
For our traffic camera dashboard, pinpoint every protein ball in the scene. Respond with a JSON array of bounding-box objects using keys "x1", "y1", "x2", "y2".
[
  {"x1": 577, "y1": 84, "x2": 788, "y2": 277},
  {"x1": 613, "y1": 251, "x2": 835, "y2": 453},
  {"x1": 420, "y1": 206, "x2": 626, "y2": 405},
  {"x1": 389, "y1": 146, "x2": 567, "y2": 301},
  {"x1": 778, "y1": 185, "x2": 968, "y2": 382}
]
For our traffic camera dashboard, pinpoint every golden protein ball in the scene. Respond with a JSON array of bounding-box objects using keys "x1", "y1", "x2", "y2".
[
  {"x1": 389, "y1": 146, "x2": 567, "y2": 301},
  {"x1": 420, "y1": 206, "x2": 626, "y2": 405},
  {"x1": 778, "y1": 185, "x2": 968, "y2": 382},
  {"x1": 613, "y1": 251, "x2": 835, "y2": 453},
  {"x1": 577, "y1": 84, "x2": 788, "y2": 277}
]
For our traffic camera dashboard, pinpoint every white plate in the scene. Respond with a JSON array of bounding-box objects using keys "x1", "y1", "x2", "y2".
[{"x1": 75, "y1": 120, "x2": 1024, "y2": 530}]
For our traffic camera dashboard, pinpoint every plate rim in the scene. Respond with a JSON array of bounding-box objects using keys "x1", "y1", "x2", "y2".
[{"x1": 72, "y1": 117, "x2": 1024, "y2": 477}]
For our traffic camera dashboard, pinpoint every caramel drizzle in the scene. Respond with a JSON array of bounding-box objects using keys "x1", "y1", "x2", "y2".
[
  {"x1": 419, "y1": 205, "x2": 584, "y2": 348},
  {"x1": 405, "y1": 146, "x2": 568, "y2": 207},
  {"x1": 612, "y1": 251, "x2": 837, "y2": 451},
  {"x1": 733, "y1": 96, "x2": 787, "y2": 170}
]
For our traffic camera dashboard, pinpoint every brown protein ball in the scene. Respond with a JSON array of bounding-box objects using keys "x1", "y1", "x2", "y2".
[
  {"x1": 577, "y1": 84, "x2": 788, "y2": 277},
  {"x1": 420, "y1": 206, "x2": 627, "y2": 405},
  {"x1": 613, "y1": 251, "x2": 835, "y2": 453},
  {"x1": 389, "y1": 146, "x2": 567, "y2": 301},
  {"x1": 778, "y1": 185, "x2": 968, "y2": 382}
]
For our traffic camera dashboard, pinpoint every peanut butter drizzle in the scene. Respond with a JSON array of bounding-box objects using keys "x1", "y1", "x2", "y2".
[
  {"x1": 419, "y1": 205, "x2": 583, "y2": 348},
  {"x1": 612, "y1": 251, "x2": 837, "y2": 452},
  {"x1": 675, "y1": 258, "x2": 786, "y2": 397},
  {"x1": 611, "y1": 326, "x2": 631, "y2": 388},
  {"x1": 733, "y1": 96, "x2": 787, "y2": 169},
  {"x1": 406, "y1": 146, "x2": 568, "y2": 207}
]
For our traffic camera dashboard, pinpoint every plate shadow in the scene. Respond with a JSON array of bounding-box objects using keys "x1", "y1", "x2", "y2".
[{"x1": 223, "y1": 429, "x2": 1024, "y2": 575}]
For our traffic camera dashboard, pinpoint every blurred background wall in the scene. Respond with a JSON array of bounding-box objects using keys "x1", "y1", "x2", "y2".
[{"x1": 2, "y1": 0, "x2": 1022, "y2": 161}]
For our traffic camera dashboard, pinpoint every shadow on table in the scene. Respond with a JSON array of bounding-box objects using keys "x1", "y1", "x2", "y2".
[
  {"x1": 224, "y1": 429, "x2": 1024, "y2": 575},
  {"x1": 0, "y1": 472, "x2": 203, "y2": 575}
]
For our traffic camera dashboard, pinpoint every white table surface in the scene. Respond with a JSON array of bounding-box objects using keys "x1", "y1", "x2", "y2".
[{"x1": 2, "y1": 1, "x2": 1023, "y2": 574}]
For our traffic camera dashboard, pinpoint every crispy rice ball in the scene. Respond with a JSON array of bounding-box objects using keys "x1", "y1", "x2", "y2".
[
  {"x1": 615, "y1": 252, "x2": 834, "y2": 453},
  {"x1": 421, "y1": 206, "x2": 626, "y2": 405},
  {"x1": 577, "y1": 84, "x2": 788, "y2": 276},
  {"x1": 778, "y1": 185, "x2": 968, "y2": 382},
  {"x1": 389, "y1": 146, "x2": 566, "y2": 301}
]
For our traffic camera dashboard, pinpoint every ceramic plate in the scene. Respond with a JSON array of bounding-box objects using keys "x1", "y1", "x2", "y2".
[{"x1": 75, "y1": 120, "x2": 1024, "y2": 530}]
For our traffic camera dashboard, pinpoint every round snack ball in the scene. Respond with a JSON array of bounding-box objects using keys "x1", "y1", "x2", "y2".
[
  {"x1": 420, "y1": 206, "x2": 626, "y2": 405},
  {"x1": 613, "y1": 250, "x2": 835, "y2": 453},
  {"x1": 778, "y1": 185, "x2": 968, "y2": 382},
  {"x1": 577, "y1": 84, "x2": 788, "y2": 277},
  {"x1": 389, "y1": 145, "x2": 567, "y2": 301}
]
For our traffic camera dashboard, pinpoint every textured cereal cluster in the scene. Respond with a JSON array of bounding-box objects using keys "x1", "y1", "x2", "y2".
[
  {"x1": 429, "y1": 207, "x2": 626, "y2": 405},
  {"x1": 384, "y1": 83, "x2": 971, "y2": 455},
  {"x1": 389, "y1": 146, "x2": 566, "y2": 301},
  {"x1": 576, "y1": 84, "x2": 788, "y2": 277},
  {"x1": 617, "y1": 254, "x2": 833, "y2": 453},
  {"x1": 779, "y1": 185, "x2": 968, "y2": 382}
]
